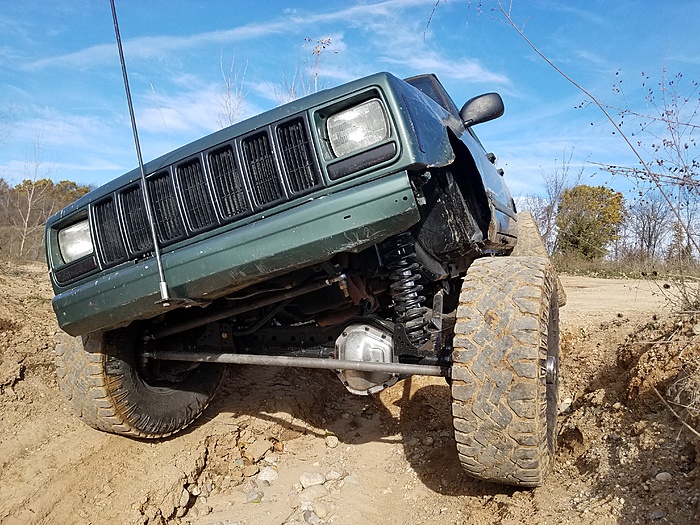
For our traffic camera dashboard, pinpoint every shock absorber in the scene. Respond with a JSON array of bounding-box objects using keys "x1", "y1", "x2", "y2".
[{"x1": 382, "y1": 233, "x2": 429, "y2": 346}]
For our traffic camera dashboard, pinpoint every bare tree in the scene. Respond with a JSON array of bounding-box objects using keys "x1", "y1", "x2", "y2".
[
  {"x1": 625, "y1": 191, "x2": 672, "y2": 261},
  {"x1": 9, "y1": 142, "x2": 56, "y2": 258},
  {"x1": 275, "y1": 65, "x2": 305, "y2": 105},
  {"x1": 521, "y1": 149, "x2": 583, "y2": 253},
  {"x1": 273, "y1": 37, "x2": 337, "y2": 104},
  {"x1": 307, "y1": 37, "x2": 333, "y2": 95},
  {"x1": 666, "y1": 220, "x2": 693, "y2": 263},
  {"x1": 674, "y1": 184, "x2": 700, "y2": 258},
  {"x1": 0, "y1": 178, "x2": 11, "y2": 257},
  {"x1": 217, "y1": 51, "x2": 248, "y2": 128},
  {"x1": 480, "y1": 1, "x2": 700, "y2": 258},
  {"x1": 1, "y1": 139, "x2": 90, "y2": 261}
]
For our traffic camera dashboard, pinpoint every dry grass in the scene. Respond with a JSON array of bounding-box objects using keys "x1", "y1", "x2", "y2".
[
  {"x1": 667, "y1": 355, "x2": 700, "y2": 431},
  {"x1": 553, "y1": 254, "x2": 700, "y2": 433},
  {"x1": 553, "y1": 253, "x2": 700, "y2": 281}
]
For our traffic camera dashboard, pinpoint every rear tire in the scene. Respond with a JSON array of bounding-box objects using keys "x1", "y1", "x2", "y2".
[
  {"x1": 511, "y1": 211, "x2": 566, "y2": 307},
  {"x1": 55, "y1": 326, "x2": 224, "y2": 438},
  {"x1": 451, "y1": 256, "x2": 559, "y2": 487}
]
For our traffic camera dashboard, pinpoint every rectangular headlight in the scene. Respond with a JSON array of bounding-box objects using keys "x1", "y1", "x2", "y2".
[
  {"x1": 58, "y1": 220, "x2": 94, "y2": 263},
  {"x1": 327, "y1": 99, "x2": 389, "y2": 157}
]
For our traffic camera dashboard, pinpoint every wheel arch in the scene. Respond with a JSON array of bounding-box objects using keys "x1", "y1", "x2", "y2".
[{"x1": 446, "y1": 129, "x2": 493, "y2": 238}]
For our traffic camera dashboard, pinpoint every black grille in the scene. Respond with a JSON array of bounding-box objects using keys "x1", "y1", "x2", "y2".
[
  {"x1": 93, "y1": 198, "x2": 126, "y2": 265},
  {"x1": 278, "y1": 119, "x2": 320, "y2": 193},
  {"x1": 242, "y1": 132, "x2": 284, "y2": 206},
  {"x1": 148, "y1": 171, "x2": 185, "y2": 243},
  {"x1": 208, "y1": 146, "x2": 250, "y2": 219},
  {"x1": 121, "y1": 185, "x2": 154, "y2": 254},
  {"x1": 177, "y1": 159, "x2": 217, "y2": 231},
  {"x1": 90, "y1": 113, "x2": 326, "y2": 269}
]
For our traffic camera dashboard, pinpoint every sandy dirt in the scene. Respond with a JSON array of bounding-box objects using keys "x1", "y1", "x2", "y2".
[{"x1": 0, "y1": 263, "x2": 698, "y2": 525}]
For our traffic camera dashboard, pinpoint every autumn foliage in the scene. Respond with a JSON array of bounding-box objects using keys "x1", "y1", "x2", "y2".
[
  {"x1": 554, "y1": 185, "x2": 625, "y2": 258},
  {"x1": 0, "y1": 178, "x2": 90, "y2": 261}
]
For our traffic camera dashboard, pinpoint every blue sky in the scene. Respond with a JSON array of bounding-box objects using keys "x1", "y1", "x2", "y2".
[{"x1": 1, "y1": 0, "x2": 698, "y2": 198}]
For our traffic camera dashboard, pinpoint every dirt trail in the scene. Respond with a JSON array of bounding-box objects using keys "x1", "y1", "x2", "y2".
[{"x1": 0, "y1": 264, "x2": 698, "y2": 525}]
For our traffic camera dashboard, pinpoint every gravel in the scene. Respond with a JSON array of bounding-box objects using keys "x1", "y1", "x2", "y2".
[{"x1": 299, "y1": 472, "x2": 326, "y2": 488}]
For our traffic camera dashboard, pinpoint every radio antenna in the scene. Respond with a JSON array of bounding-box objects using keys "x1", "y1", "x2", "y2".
[{"x1": 109, "y1": 0, "x2": 172, "y2": 305}]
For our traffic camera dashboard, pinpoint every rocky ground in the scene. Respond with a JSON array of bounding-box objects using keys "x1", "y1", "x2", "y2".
[{"x1": 0, "y1": 262, "x2": 699, "y2": 525}]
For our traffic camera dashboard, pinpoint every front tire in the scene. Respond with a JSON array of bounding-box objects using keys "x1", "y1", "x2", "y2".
[
  {"x1": 451, "y1": 256, "x2": 559, "y2": 487},
  {"x1": 55, "y1": 326, "x2": 224, "y2": 438}
]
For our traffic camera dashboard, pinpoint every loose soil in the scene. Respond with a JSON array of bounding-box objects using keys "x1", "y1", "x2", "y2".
[{"x1": 0, "y1": 263, "x2": 698, "y2": 525}]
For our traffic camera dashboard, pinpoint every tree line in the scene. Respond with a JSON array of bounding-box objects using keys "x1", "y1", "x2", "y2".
[
  {"x1": 524, "y1": 179, "x2": 698, "y2": 268},
  {"x1": 0, "y1": 177, "x2": 91, "y2": 261},
  {"x1": 519, "y1": 61, "x2": 699, "y2": 270}
]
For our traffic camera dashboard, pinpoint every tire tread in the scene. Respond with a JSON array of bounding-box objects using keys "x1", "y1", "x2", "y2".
[
  {"x1": 55, "y1": 331, "x2": 221, "y2": 439},
  {"x1": 451, "y1": 256, "x2": 557, "y2": 487}
]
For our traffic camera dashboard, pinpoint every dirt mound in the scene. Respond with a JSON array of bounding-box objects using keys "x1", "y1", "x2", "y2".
[{"x1": 0, "y1": 268, "x2": 698, "y2": 524}]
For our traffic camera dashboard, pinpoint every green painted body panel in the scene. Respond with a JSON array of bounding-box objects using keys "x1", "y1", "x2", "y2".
[
  {"x1": 46, "y1": 71, "x2": 516, "y2": 337},
  {"x1": 53, "y1": 171, "x2": 419, "y2": 336}
]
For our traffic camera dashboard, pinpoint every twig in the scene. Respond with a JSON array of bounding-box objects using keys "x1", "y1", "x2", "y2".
[
  {"x1": 666, "y1": 398, "x2": 696, "y2": 412},
  {"x1": 493, "y1": 0, "x2": 700, "y2": 257},
  {"x1": 423, "y1": 0, "x2": 443, "y2": 40},
  {"x1": 627, "y1": 340, "x2": 679, "y2": 345},
  {"x1": 665, "y1": 274, "x2": 700, "y2": 282},
  {"x1": 678, "y1": 340, "x2": 695, "y2": 360},
  {"x1": 666, "y1": 325, "x2": 682, "y2": 343},
  {"x1": 652, "y1": 384, "x2": 700, "y2": 439}
]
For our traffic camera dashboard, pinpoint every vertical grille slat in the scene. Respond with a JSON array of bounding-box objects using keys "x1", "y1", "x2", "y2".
[
  {"x1": 177, "y1": 159, "x2": 216, "y2": 231},
  {"x1": 208, "y1": 146, "x2": 250, "y2": 218},
  {"x1": 278, "y1": 119, "x2": 320, "y2": 193},
  {"x1": 120, "y1": 173, "x2": 185, "y2": 256},
  {"x1": 242, "y1": 132, "x2": 284, "y2": 206},
  {"x1": 93, "y1": 198, "x2": 126, "y2": 265},
  {"x1": 148, "y1": 172, "x2": 185, "y2": 243},
  {"x1": 121, "y1": 185, "x2": 154, "y2": 253}
]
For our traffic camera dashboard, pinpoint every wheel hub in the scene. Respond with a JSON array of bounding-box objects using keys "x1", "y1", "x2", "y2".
[{"x1": 545, "y1": 355, "x2": 558, "y2": 385}]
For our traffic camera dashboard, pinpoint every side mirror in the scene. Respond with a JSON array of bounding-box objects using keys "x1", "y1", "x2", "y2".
[{"x1": 459, "y1": 93, "x2": 504, "y2": 127}]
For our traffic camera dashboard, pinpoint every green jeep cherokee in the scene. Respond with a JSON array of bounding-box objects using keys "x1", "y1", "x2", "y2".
[{"x1": 46, "y1": 72, "x2": 560, "y2": 487}]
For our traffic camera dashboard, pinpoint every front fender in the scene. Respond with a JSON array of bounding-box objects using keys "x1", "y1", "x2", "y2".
[{"x1": 390, "y1": 79, "x2": 462, "y2": 169}]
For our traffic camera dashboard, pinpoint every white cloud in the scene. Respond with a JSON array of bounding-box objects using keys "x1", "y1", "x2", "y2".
[
  {"x1": 3, "y1": 0, "x2": 511, "y2": 187},
  {"x1": 137, "y1": 82, "x2": 262, "y2": 136},
  {"x1": 23, "y1": 21, "x2": 291, "y2": 71},
  {"x1": 11, "y1": 110, "x2": 115, "y2": 149},
  {"x1": 138, "y1": 89, "x2": 219, "y2": 133},
  {"x1": 23, "y1": 0, "x2": 467, "y2": 76},
  {"x1": 0, "y1": 108, "x2": 133, "y2": 184},
  {"x1": 348, "y1": 1, "x2": 510, "y2": 86},
  {"x1": 541, "y1": 3, "x2": 609, "y2": 28},
  {"x1": 0, "y1": 45, "x2": 27, "y2": 64},
  {"x1": 386, "y1": 52, "x2": 511, "y2": 85}
]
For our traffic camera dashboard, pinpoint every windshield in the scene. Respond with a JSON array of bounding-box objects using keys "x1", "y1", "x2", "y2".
[{"x1": 404, "y1": 75, "x2": 460, "y2": 117}]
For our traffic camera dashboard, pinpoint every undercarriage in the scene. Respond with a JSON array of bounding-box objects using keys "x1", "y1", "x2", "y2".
[
  {"x1": 127, "y1": 160, "x2": 500, "y2": 395},
  {"x1": 140, "y1": 229, "x2": 460, "y2": 396}
]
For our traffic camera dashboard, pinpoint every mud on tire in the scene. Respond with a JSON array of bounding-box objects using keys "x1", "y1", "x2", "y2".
[
  {"x1": 511, "y1": 211, "x2": 566, "y2": 307},
  {"x1": 55, "y1": 327, "x2": 224, "y2": 439},
  {"x1": 451, "y1": 256, "x2": 559, "y2": 487}
]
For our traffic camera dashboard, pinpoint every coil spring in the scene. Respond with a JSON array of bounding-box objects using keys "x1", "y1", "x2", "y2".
[{"x1": 383, "y1": 233, "x2": 429, "y2": 346}]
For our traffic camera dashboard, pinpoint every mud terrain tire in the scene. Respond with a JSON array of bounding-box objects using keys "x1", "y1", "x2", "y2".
[
  {"x1": 451, "y1": 256, "x2": 559, "y2": 487},
  {"x1": 511, "y1": 211, "x2": 566, "y2": 307},
  {"x1": 55, "y1": 327, "x2": 224, "y2": 438}
]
